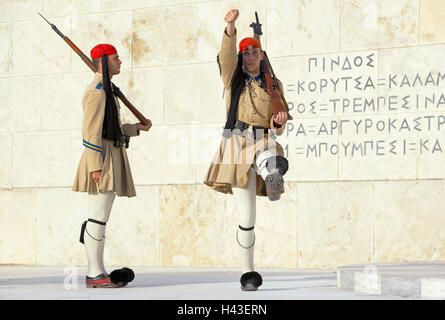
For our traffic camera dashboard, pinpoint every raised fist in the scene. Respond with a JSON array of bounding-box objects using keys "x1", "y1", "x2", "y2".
[{"x1": 224, "y1": 9, "x2": 239, "y2": 24}]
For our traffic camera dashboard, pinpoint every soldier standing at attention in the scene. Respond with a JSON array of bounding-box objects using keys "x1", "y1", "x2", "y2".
[
  {"x1": 72, "y1": 44, "x2": 151, "y2": 288},
  {"x1": 204, "y1": 10, "x2": 290, "y2": 291}
]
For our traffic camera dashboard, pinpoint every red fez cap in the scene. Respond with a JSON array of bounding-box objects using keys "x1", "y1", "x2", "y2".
[
  {"x1": 90, "y1": 44, "x2": 117, "y2": 59},
  {"x1": 239, "y1": 37, "x2": 261, "y2": 52}
]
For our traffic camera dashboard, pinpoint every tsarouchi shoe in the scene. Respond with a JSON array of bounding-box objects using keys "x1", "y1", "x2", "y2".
[
  {"x1": 85, "y1": 273, "x2": 114, "y2": 288},
  {"x1": 85, "y1": 273, "x2": 127, "y2": 288}
]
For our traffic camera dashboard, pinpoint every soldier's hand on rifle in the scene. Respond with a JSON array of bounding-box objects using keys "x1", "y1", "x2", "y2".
[
  {"x1": 92, "y1": 170, "x2": 102, "y2": 184},
  {"x1": 225, "y1": 9, "x2": 239, "y2": 36},
  {"x1": 136, "y1": 120, "x2": 152, "y2": 132},
  {"x1": 274, "y1": 111, "x2": 288, "y2": 127}
]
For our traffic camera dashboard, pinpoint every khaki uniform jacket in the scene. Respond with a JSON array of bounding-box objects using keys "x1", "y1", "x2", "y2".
[
  {"x1": 72, "y1": 73, "x2": 140, "y2": 197},
  {"x1": 203, "y1": 30, "x2": 286, "y2": 196}
]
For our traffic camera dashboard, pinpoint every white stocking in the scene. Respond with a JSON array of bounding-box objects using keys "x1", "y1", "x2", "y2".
[
  {"x1": 84, "y1": 191, "x2": 115, "y2": 278},
  {"x1": 232, "y1": 168, "x2": 257, "y2": 274}
]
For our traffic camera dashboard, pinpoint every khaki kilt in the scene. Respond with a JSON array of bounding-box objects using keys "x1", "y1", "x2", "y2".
[{"x1": 204, "y1": 131, "x2": 285, "y2": 197}]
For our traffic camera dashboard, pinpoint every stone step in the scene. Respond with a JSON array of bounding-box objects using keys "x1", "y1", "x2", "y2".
[{"x1": 337, "y1": 261, "x2": 445, "y2": 299}]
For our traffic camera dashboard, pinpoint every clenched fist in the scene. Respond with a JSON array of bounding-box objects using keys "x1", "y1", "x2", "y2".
[
  {"x1": 136, "y1": 120, "x2": 152, "y2": 132},
  {"x1": 224, "y1": 9, "x2": 239, "y2": 24},
  {"x1": 225, "y1": 9, "x2": 239, "y2": 37}
]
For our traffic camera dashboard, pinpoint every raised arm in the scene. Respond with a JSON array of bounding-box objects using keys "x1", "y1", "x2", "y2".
[
  {"x1": 219, "y1": 9, "x2": 240, "y2": 89},
  {"x1": 225, "y1": 9, "x2": 238, "y2": 37}
]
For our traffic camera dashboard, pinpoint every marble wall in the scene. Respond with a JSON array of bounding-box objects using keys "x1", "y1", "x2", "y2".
[{"x1": 1, "y1": 0, "x2": 445, "y2": 269}]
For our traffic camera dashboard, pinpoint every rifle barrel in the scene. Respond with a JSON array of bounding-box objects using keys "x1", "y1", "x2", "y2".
[{"x1": 250, "y1": 12, "x2": 293, "y2": 120}]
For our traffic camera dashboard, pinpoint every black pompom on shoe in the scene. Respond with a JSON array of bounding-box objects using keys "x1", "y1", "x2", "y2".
[
  {"x1": 120, "y1": 267, "x2": 135, "y2": 282},
  {"x1": 240, "y1": 271, "x2": 263, "y2": 291},
  {"x1": 109, "y1": 267, "x2": 135, "y2": 287},
  {"x1": 275, "y1": 156, "x2": 289, "y2": 176}
]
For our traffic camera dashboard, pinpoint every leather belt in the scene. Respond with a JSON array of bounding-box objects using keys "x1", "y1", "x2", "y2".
[
  {"x1": 231, "y1": 120, "x2": 269, "y2": 139},
  {"x1": 222, "y1": 120, "x2": 270, "y2": 139},
  {"x1": 234, "y1": 120, "x2": 268, "y2": 133}
]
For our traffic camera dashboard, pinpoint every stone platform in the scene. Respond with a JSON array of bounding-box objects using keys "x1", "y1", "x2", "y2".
[{"x1": 337, "y1": 261, "x2": 445, "y2": 299}]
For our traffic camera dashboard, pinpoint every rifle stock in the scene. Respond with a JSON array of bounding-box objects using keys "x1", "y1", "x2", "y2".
[{"x1": 262, "y1": 51, "x2": 293, "y2": 120}]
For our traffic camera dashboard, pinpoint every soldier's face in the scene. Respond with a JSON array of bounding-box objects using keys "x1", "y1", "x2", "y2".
[
  {"x1": 242, "y1": 48, "x2": 263, "y2": 74},
  {"x1": 108, "y1": 54, "x2": 122, "y2": 76}
]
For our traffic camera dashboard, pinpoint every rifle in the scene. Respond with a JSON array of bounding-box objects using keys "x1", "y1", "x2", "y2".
[
  {"x1": 250, "y1": 12, "x2": 293, "y2": 121},
  {"x1": 38, "y1": 12, "x2": 151, "y2": 127}
]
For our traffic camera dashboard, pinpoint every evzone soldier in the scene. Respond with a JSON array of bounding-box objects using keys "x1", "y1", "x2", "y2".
[
  {"x1": 72, "y1": 44, "x2": 151, "y2": 288},
  {"x1": 204, "y1": 10, "x2": 290, "y2": 291}
]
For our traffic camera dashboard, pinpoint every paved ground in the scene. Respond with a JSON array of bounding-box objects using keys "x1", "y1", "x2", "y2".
[{"x1": 0, "y1": 266, "x2": 422, "y2": 300}]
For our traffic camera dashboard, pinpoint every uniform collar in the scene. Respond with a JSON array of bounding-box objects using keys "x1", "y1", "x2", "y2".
[
  {"x1": 243, "y1": 67, "x2": 261, "y2": 83},
  {"x1": 245, "y1": 72, "x2": 260, "y2": 82}
]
